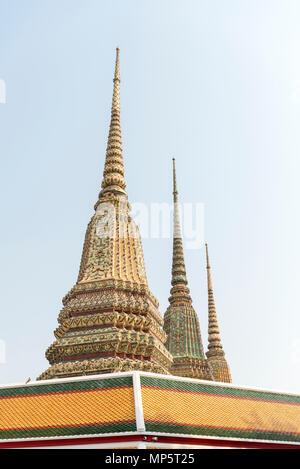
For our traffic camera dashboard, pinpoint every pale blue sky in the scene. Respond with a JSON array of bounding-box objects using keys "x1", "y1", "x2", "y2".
[{"x1": 0, "y1": 0, "x2": 300, "y2": 393}]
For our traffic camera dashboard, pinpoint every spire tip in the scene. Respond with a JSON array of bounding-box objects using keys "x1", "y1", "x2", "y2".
[
  {"x1": 172, "y1": 157, "x2": 178, "y2": 201},
  {"x1": 205, "y1": 243, "x2": 210, "y2": 269}
]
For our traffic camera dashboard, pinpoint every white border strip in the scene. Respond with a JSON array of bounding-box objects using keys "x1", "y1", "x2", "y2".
[
  {"x1": 133, "y1": 371, "x2": 145, "y2": 432},
  {"x1": 142, "y1": 431, "x2": 300, "y2": 447},
  {"x1": 0, "y1": 430, "x2": 299, "y2": 447},
  {"x1": 0, "y1": 431, "x2": 140, "y2": 444}
]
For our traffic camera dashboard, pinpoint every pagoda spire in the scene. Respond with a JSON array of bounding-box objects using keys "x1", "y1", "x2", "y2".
[
  {"x1": 99, "y1": 47, "x2": 127, "y2": 198},
  {"x1": 205, "y1": 244, "x2": 232, "y2": 383},
  {"x1": 171, "y1": 158, "x2": 188, "y2": 289},
  {"x1": 164, "y1": 159, "x2": 213, "y2": 381},
  {"x1": 206, "y1": 244, "x2": 223, "y2": 354}
]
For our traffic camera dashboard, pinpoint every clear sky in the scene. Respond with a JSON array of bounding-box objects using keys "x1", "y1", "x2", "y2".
[{"x1": 0, "y1": 0, "x2": 300, "y2": 393}]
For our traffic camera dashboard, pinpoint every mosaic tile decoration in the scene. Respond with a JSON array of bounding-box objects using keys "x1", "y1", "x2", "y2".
[
  {"x1": 0, "y1": 376, "x2": 135, "y2": 440},
  {"x1": 141, "y1": 376, "x2": 300, "y2": 443}
]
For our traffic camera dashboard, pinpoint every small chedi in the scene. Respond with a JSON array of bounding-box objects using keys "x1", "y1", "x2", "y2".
[
  {"x1": 163, "y1": 159, "x2": 212, "y2": 380},
  {"x1": 205, "y1": 244, "x2": 231, "y2": 382},
  {"x1": 39, "y1": 49, "x2": 231, "y2": 383},
  {"x1": 163, "y1": 160, "x2": 231, "y2": 382}
]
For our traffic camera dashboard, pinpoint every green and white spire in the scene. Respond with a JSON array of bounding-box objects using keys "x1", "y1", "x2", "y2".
[{"x1": 164, "y1": 159, "x2": 213, "y2": 380}]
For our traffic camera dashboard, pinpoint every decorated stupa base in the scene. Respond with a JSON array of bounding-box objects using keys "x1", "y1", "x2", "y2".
[
  {"x1": 206, "y1": 355, "x2": 232, "y2": 383},
  {"x1": 169, "y1": 357, "x2": 213, "y2": 380},
  {"x1": 38, "y1": 357, "x2": 168, "y2": 380},
  {"x1": 39, "y1": 275, "x2": 173, "y2": 380}
]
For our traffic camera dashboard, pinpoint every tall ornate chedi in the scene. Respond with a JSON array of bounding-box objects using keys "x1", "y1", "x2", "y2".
[
  {"x1": 163, "y1": 159, "x2": 213, "y2": 380},
  {"x1": 38, "y1": 48, "x2": 173, "y2": 380},
  {"x1": 205, "y1": 244, "x2": 231, "y2": 383}
]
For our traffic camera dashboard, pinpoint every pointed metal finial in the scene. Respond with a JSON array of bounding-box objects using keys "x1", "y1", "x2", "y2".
[
  {"x1": 205, "y1": 243, "x2": 212, "y2": 290},
  {"x1": 205, "y1": 243, "x2": 210, "y2": 268},
  {"x1": 172, "y1": 158, "x2": 178, "y2": 203},
  {"x1": 114, "y1": 47, "x2": 120, "y2": 82}
]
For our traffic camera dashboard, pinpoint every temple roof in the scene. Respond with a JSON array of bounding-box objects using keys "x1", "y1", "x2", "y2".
[{"x1": 0, "y1": 372, "x2": 299, "y2": 448}]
